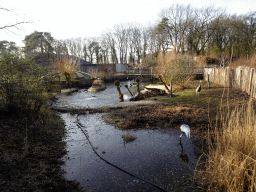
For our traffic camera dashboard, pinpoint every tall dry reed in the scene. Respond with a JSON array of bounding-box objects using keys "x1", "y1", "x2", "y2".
[
  {"x1": 87, "y1": 67, "x2": 104, "y2": 79},
  {"x1": 200, "y1": 99, "x2": 256, "y2": 191},
  {"x1": 231, "y1": 54, "x2": 256, "y2": 68}
]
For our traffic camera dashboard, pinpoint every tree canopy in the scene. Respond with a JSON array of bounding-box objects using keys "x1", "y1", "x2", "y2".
[{"x1": 23, "y1": 31, "x2": 54, "y2": 65}]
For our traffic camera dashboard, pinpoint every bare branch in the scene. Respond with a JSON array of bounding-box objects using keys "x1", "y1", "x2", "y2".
[
  {"x1": 0, "y1": 7, "x2": 10, "y2": 11},
  {"x1": 0, "y1": 21, "x2": 31, "y2": 30}
]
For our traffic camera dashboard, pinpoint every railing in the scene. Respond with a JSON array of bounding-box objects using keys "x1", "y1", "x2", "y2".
[
  {"x1": 127, "y1": 66, "x2": 205, "y2": 76},
  {"x1": 127, "y1": 67, "x2": 164, "y2": 76}
]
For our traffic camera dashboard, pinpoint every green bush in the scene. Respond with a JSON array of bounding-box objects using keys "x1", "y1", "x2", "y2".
[{"x1": 0, "y1": 52, "x2": 55, "y2": 111}]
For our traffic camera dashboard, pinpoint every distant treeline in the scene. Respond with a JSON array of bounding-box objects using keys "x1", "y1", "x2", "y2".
[{"x1": 1, "y1": 4, "x2": 256, "y2": 66}]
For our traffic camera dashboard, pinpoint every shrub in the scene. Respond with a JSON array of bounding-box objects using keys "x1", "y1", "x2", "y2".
[
  {"x1": 52, "y1": 55, "x2": 80, "y2": 85},
  {"x1": 0, "y1": 52, "x2": 55, "y2": 111},
  {"x1": 156, "y1": 51, "x2": 194, "y2": 87}
]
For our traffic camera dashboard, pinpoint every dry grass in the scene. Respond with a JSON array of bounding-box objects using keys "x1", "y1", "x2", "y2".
[
  {"x1": 122, "y1": 132, "x2": 137, "y2": 143},
  {"x1": 230, "y1": 54, "x2": 256, "y2": 68},
  {"x1": 87, "y1": 64, "x2": 114, "y2": 79},
  {"x1": 194, "y1": 55, "x2": 208, "y2": 67},
  {"x1": 87, "y1": 67, "x2": 104, "y2": 79},
  {"x1": 197, "y1": 99, "x2": 256, "y2": 191},
  {"x1": 104, "y1": 103, "x2": 209, "y2": 132}
]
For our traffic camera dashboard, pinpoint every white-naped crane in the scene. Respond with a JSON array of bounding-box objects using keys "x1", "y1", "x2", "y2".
[
  {"x1": 196, "y1": 80, "x2": 202, "y2": 97},
  {"x1": 180, "y1": 124, "x2": 191, "y2": 139}
]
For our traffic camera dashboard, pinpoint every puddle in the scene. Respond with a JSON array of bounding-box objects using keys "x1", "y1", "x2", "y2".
[{"x1": 61, "y1": 113, "x2": 199, "y2": 191}]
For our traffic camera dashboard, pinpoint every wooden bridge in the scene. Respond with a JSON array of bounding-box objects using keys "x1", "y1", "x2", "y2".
[{"x1": 126, "y1": 66, "x2": 207, "y2": 78}]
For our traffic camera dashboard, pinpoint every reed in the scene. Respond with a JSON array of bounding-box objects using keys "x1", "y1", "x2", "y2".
[
  {"x1": 199, "y1": 99, "x2": 256, "y2": 191},
  {"x1": 231, "y1": 54, "x2": 256, "y2": 68},
  {"x1": 87, "y1": 67, "x2": 104, "y2": 79}
]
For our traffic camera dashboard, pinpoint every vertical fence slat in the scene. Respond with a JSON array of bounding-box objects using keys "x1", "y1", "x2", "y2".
[
  {"x1": 204, "y1": 66, "x2": 256, "y2": 97},
  {"x1": 251, "y1": 69, "x2": 256, "y2": 98}
]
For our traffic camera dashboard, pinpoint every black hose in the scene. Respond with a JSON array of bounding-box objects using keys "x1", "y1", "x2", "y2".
[{"x1": 76, "y1": 113, "x2": 170, "y2": 192}]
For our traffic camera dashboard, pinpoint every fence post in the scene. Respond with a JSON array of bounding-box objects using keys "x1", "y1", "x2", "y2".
[
  {"x1": 240, "y1": 69, "x2": 243, "y2": 90},
  {"x1": 228, "y1": 67, "x2": 233, "y2": 88},
  {"x1": 207, "y1": 74, "x2": 210, "y2": 89},
  {"x1": 249, "y1": 68, "x2": 254, "y2": 96},
  {"x1": 213, "y1": 67, "x2": 216, "y2": 84},
  {"x1": 169, "y1": 81, "x2": 173, "y2": 97},
  {"x1": 224, "y1": 68, "x2": 227, "y2": 87}
]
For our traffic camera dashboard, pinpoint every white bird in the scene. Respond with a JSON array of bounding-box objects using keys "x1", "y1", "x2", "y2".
[
  {"x1": 180, "y1": 124, "x2": 191, "y2": 139},
  {"x1": 196, "y1": 80, "x2": 202, "y2": 97}
]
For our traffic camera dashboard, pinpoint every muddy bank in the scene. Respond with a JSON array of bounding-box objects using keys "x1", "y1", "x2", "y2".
[{"x1": 0, "y1": 109, "x2": 84, "y2": 192}]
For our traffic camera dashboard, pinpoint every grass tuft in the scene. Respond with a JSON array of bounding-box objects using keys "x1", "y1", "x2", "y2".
[{"x1": 122, "y1": 132, "x2": 137, "y2": 143}]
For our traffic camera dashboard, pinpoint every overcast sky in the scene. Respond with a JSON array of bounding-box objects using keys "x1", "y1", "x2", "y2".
[{"x1": 1, "y1": 0, "x2": 256, "y2": 46}]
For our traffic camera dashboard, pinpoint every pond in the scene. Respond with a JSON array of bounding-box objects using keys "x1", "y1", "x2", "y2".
[
  {"x1": 55, "y1": 81, "x2": 201, "y2": 191},
  {"x1": 53, "y1": 80, "x2": 143, "y2": 109}
]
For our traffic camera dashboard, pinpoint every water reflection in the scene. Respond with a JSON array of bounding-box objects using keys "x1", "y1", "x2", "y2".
[
  {"x1": 61, "y1": 113, "x2": 199, "y2": 191},
  {"x1": 179, "y1": 140, "x2": 190, "y2": 163}
]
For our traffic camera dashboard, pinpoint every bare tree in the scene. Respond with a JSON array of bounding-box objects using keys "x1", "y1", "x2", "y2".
[
  {"x1": 82, "y1": 38, "x2": 88, "y2": 62},
  {"x1": 131, "y1": 23, "x2": 143, "y2": 64},
  {"x1": 0, "y1": 7, "x2": 31, "y2": 33},
  {"x1": 208, "y1": 15, "x2": 232, "y2": 57},
  {"x1": 187, "y1": 6, "x2": 225, "y2": 55},
  {"x1": 237, "y1": 12, "x2": 256, "y2": 58},
  {"x1": 86, "y1": 37, "x2": 99, "y2": 64},
  {"x1": 99, "y1": 34, "x2": 110, "y2": 64},
  {"x1": 105, "y1": 31, "x2": 118, "y2": 64},
  {"x1": 114, "y1": 23, "x2": 129, "y2": 64},
  {"x1": 158, "y1": 4, "x2": 194, "y2": 53}
]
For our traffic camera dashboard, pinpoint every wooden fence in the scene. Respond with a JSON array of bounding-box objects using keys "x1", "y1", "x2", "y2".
[{"x1": 204, "y1": 66, "x2": 256, "y2": 97}]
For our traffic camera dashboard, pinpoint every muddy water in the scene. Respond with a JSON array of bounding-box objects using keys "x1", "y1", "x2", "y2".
[{"x1": 57, "y1": 81, "x2": 200, "y2": 191}]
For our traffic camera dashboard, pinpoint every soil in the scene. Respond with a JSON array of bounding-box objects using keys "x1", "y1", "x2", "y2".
[{"x1": 0, "y1": 108, "x2": 84, "y2": 192}]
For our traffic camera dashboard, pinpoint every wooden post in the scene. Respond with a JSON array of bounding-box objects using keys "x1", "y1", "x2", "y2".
[
  {"x1": 114, "y1": 80, "x2": 124, "y2": 102},
  {"x1": 249, "y1": 68, "x2": 254, "y2": 96},
  {"x1": 169, "y1": 81, "x2": 173, "y2": 97},
  {"x1": 135, "y1": 78, "x2": 141, "y2": 96},
  {"x1": 207, "y1": 74, "x2": 210, "y2": 89},
  {"x1": 240, "y1": 69, "x2": 243, "y2": 90},
  {"x1": 124, "y1": 85, "x2": 133, "y2": 96}
]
